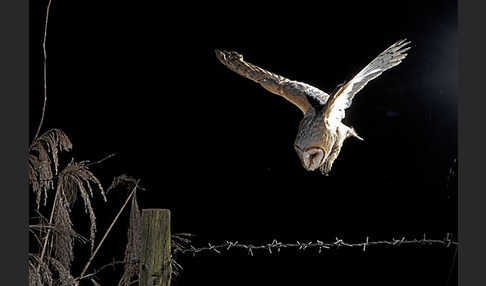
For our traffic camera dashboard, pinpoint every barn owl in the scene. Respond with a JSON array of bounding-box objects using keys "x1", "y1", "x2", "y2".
[{"x1": 215, "y1": 39, "x2": 411, "y2": 175}]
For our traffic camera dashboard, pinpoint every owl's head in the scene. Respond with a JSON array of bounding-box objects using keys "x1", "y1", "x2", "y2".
[{"x1": 293, "y1": 109, "x2": 336, "y2": 171}]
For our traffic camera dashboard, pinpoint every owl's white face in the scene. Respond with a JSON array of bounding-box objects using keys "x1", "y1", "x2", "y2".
[{"x1": 294, "y1": 145, "x2": 326, "y2": 171}]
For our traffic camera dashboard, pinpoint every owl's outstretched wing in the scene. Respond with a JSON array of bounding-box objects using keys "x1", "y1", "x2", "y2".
[
  {"x1": 324, "y1": 39, "x2": 411, "y2": 126},
  {"x1": 215, "y1": 49, "x2": 330, "y2": 114}
]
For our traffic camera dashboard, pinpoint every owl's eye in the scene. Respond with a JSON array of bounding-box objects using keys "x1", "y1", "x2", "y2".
[{"x1": 309, "y1": 152, "x2": 319, "y2": 161}]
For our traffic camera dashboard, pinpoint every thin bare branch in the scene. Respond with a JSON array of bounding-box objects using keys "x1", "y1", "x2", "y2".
[
  {"x1": 33, "y1": 0, "x2": 53, "y2": 141},
  {"x1": 86, "y1": 153, "x2": 118, "y2": 167},
  {"x1": 29, "y1": 228, "x2": 43, "y2": 249},
  {"x1": 77, "y1": 180, "x2": 141, "y2": 279},
  {"x1": 76, "y1": 259, "x2": 138, "y2": 282}
]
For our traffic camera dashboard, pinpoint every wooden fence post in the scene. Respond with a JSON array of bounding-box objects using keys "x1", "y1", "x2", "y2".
[{"x1": 140, "y1": 209, "x2": 171, "y2": 286}]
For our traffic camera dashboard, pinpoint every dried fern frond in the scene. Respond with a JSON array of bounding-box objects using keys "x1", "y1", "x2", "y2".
[
  {"x1": 29, "y1": 258, "x2": 44, "y2": 286},
  {"x1": 126, "y1": 191, "x2": 142, "y2": 262},
  {"x1": 51, "y1": 194, "x2": 75, "y2": 271},
  {"x1": 30, "y1": 253, "x2": 76, "y2": 286},
  {"x1": 48, "y1": 257, "x2": 76, "y2": 286},
  {"x1": 118, "y1": 191, "x2": 142, "y2": 286},
  {"x1": 107, "y1": 174, "x2": 145, "y2": 195},
  {"x1": 29, "y1": 254, "x2": 54, "y2": 286},
  {"x1": 58, "y1": 160, "x2": 106, "y2": 254},
  {"x1": 29, "y1": 152, "x2": 53, "y2": 208},
  {"x1": 30, "y1": 128, "x2": 73, "y2": 173},
  {"x1": 29, "y1": 128, "x2": 72, "y2": 209}
]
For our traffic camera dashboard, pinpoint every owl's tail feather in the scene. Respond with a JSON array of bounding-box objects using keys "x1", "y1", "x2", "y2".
[{"x1": 215, "y1": 49, "x2": 288, "y2": 84}]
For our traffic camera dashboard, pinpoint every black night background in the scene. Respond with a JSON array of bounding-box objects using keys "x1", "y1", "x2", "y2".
[{"x1": 30, "y1": 0, "x2": 457, "y2": 285}]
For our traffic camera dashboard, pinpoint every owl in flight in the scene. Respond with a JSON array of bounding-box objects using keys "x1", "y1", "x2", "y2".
[{"x1": 215, "y1": 39, "x2": 411, "y2": 175}]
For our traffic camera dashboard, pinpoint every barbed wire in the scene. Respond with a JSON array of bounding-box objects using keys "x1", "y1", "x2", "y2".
[
  {"x1": 173, "y1": 233, "x2": 458, "y2": 257},
  {"x1": 71, "y1": 233, "x2": 458, "y2": 282}
]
